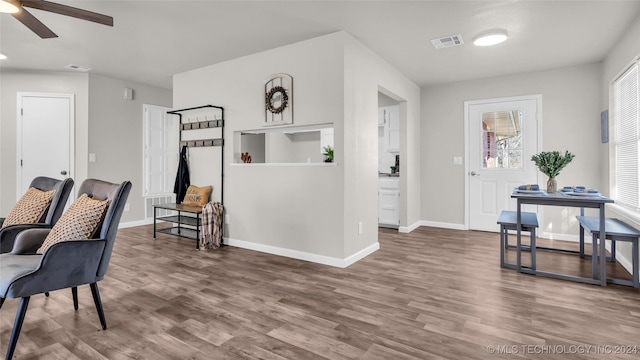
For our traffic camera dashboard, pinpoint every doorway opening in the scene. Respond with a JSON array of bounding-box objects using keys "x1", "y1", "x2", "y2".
[{"x1": 378, "y1": 91, "x2": 401, "y2": 229}]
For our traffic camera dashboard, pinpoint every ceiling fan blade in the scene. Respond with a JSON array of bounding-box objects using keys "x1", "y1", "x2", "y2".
[
  {"x1": 21, "y1": 0, "x2": 113, "y2": 26},
  {"x1": 12, "y1": 7, "x2": 58, "y2": 39}
]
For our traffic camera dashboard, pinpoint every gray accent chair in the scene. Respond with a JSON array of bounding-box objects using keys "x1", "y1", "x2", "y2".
[
  {"x1": 0, "y1": 176, "x2": 74, "y2": 254},
  {"x1": 0, "y1": 179, "x2": 131, "y2": 360}
]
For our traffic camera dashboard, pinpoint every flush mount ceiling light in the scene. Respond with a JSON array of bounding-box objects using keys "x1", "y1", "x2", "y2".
[
  {"x1": 473, "y1": 30, "x2": 508, "y2": 47},
  {"x1": 0, "y1": 53, "x2": 7, "y2": 60},
  {"x1": 0, "y1": 0, "x2": 20, "y2": 13}
]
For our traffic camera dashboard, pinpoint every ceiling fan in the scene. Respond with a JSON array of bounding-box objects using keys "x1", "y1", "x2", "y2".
[{"x1": 0, "y1": 0, "x2": 113, "y2": 39}]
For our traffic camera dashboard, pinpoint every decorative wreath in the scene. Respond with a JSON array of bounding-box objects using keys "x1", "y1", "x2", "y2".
[{"x1": 265, "y1": 86, "x2": 289, "y2": 114}]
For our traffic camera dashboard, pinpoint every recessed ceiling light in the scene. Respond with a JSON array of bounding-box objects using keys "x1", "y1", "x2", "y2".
[
  {"x1": 473, "y1": 30, "x2": 508, "y2": 47},
  {"x1": 0, "y1": 53, "x2": 7, "y2": 60},
  {"x1": 0, "y1": 0, "x2": 20, "y2": 14}
]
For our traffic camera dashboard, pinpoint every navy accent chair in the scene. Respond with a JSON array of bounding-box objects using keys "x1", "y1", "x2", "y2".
[
  {"x1": 0, "y1": 179, "x2": 131, "y2": 360},
  {"x1": 0, "y1": 176, "x2": 74, "y2": 253}
]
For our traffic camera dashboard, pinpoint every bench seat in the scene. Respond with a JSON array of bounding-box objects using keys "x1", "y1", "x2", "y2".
[
  {"x1": 498, "y1": 211, "x2": 538, "y2": 270},
  {"x1": 576, "y1": 216, "x2": 639, "y2": 288}
]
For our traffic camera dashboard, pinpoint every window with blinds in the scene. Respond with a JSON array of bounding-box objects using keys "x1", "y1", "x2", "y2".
[{"x1": 613, "y1": 60, "x2": 640, "y2": 211}]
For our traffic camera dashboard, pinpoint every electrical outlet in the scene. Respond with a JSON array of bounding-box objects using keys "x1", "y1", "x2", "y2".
[
  {"x1": 124, "y1": 203, "x2": 130, "y2": 212},
  {"x1": 225, "y1": 214, "x2": 230, "y2": 224},
  {"x1": 358, "y1": 221, "x2": 363, "y2": 234}
]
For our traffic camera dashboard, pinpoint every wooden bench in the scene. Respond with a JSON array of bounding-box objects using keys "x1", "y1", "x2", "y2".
[
  {"x1": 497, "y1": 211, "x2": 539, "y2": 270},
  {"x1": 576, "y1": 216, "x2": 640, "y2": 288}
]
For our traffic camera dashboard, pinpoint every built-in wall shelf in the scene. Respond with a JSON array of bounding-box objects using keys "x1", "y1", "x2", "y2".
[
  {"x1": 231, "y1": 162, "x2": 338, "y2": 167},
  {"x1": 237, "y1": 122, "x2": 334, "y2": 164}
]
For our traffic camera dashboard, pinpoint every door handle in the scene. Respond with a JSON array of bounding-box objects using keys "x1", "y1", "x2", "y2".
[
  {"x1": 60, "y1": 170, "x2": 67, "y2": 176},
  {"x1": 470, "y1": 171, "x2": 480, "y2": 176}
]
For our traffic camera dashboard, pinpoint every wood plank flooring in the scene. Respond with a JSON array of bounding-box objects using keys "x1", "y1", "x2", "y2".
[{"x1": 1, "y1": 226, "x2": 640, "y2": 359}]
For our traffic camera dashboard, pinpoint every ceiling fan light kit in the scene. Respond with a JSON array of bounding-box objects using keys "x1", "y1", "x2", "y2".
[
  {"x1": 473, "y1": 29, "x2": 508, "y2": 47},
  {"x1": 3, "y1": 0, "x2": 113, "y2": 39},
  {"x1": 0, "y1": 0, "x2": 20, "y2": 13}
]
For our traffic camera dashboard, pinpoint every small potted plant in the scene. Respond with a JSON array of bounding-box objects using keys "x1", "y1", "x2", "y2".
[
  {"x1": 530, "y1": 150, "x2": 575, "y2": 193},
  {"x1": 322, "y1": 145, "x2": 334, "y2": 163}
]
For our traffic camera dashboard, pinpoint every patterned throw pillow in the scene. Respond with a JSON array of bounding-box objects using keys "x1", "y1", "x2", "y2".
[
  {"x1": 1, "y1": 187, "x2": 56, "y2": 228},
  {"x1": 37, "y1": 194, "x2": 110, "y2": 254},
  {"x1": 182, "y1": 185, "x2": 212, "y2": 207}
]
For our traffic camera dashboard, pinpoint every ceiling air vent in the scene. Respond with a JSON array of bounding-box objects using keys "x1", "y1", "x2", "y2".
[
  {"x1": 431, "y1": 35, "x2": 464, "y2": 49},
  {"x1": 65, "y1": 64, "x2": 91, "y2": 72}
]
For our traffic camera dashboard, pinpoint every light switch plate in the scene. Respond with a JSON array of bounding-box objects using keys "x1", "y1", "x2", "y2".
[
  {"x1": 89, "y1": 153, "x2": 96, "y2": 162},
  {"x1": 453, "y1": 156, "x2": 462, "y2": 165}
]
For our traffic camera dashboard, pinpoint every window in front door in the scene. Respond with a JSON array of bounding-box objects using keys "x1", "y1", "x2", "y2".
[{"x1": 481, "y1": 110, "x2": 523, "y2": 169}]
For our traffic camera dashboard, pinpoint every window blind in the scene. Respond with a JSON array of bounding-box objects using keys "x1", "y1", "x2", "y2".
[{"x1": 613, "y1": 61, "x2": 640, "y2": 211}]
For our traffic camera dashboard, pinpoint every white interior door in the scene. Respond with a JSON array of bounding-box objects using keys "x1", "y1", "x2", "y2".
[
  {"x1": 466, "y1": 96, "x2": 540, "y2": 231},
  {"x1": 143, "y1": 104, "x2": 179, "y2": 197},
  {"x1": 17, "y1": 93, "x2": 74, "y2": 199}
]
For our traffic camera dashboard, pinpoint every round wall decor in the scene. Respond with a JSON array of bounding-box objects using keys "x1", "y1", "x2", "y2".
[
  {"x1": 265, "y1": 85, "x2": 288, "y2": 114},
  {"x1": 265, "y1": 73, "x2": 293, "y2": 126}
]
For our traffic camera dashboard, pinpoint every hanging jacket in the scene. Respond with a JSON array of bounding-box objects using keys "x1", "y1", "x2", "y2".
[{"x1": 174, "y1": 145, "x2": 190, "y2": 203}]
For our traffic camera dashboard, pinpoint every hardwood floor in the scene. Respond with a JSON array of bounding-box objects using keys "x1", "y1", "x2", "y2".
[{"x1": 1, "y1": 225, "x2": 639, "y2": 359}]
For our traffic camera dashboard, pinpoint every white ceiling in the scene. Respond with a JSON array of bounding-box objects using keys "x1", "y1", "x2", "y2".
[{"x1": 1, "y1": 1, "x2": 639, "y2": 90}]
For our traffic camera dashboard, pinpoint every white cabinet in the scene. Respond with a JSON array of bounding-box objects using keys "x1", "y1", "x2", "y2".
[
  {"x1": 378, "y1": 105, "x2": 400, "y2": 153},
  {"x1": 378, "y1": 108, "x2": 386, "y2": 126},
  {"x1": 386, "y1": 106, "x2": 400, "y2": 153},
  {"x1": 379, "y1": 177, "x2": 400, "y2": 227}
]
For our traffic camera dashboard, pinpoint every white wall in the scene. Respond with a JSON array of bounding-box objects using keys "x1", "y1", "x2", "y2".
[
  {"x1": 173, "y1": 31, "x2": 420, "y2": 265},
  {"x1": 174, "y1": 32, "x2": 347, "y2": 261},
  {"x1": 265, "y1": 132, "x2": 323, "y2": 163},
  {"x1": 422, "y1": 63, "x2": 603, "y2": 236},
  {"x1": 343, "y1": 34, "x2": 421, "y2": 245},
  {"x1": 88, "y1": 74, "x2": 172, "y2": 223},
  {"x1": 0, "y1": 70, "x2": 89, "y2": 215},
  {"x1": 240, "y1": 134, "x2": 266, "y2": 163},
  {"x1": 0, "y1": 70, "x2": 171, "y2": 224},
  {"x1": 602, "y1": 13, "x2": 640, "y2": 194},
  {"x1": 601, "y1": 13, "x2": 640, "y2": 273}
]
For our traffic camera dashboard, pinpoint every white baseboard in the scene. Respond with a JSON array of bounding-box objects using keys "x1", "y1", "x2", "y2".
[
  {"x1": 119, "y1": 217, "x2": 635, "y2": 276},
  {"x1": 343, "y1": 242, "x2": 380, "y2": 267},
  {"x1": 418, "y1": 220, "x2": 466, "y2": 231},
  {"x1": 398, "y1": 221, "x2": 422, "y2": 233},
  {"x1": 224, "y1": 237, "x2": 379, "y2": 268},
  {"x1": 538, "y1": 231, "x2": 580, "y2": 242},
  {"x1": 119, "y1": 218, "x2": 154, "y2": 228},
  {"x1": 615, "y1": 252, "x2": 634, "y2": 275},
  {"x1": 540, "y1": 231, "x2": 633, "y2": 275}
]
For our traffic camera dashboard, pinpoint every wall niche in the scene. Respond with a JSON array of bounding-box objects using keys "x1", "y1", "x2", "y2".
[{"x1": 234, "y1": 123, "x2": 334, "y2": 165}]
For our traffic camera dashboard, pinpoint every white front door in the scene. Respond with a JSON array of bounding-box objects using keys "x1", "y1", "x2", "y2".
[
  {"x1": 17, "y1": 93, "x2": 74, "y2": 198},
  {"x1": 466, "y1": 95, "x2": 540, "y2": 231}
]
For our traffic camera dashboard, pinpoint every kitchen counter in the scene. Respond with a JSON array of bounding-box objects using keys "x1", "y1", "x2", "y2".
[{"x1": 379, "y1": 173, "x2": 399, "y2": 177}]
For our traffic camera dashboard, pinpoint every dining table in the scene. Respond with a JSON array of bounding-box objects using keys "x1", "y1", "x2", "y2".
[{"x1": 511, "y1": 189, "x2": 614, "y2": 286}]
